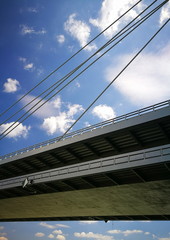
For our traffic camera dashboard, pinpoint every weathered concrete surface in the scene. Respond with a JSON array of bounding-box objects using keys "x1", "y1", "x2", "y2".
[{"x1": 0, "y1": 180, "x2": 170, "y2": 220}]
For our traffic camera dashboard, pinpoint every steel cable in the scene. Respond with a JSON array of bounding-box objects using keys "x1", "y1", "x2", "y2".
[{"x1": 0, "y1": 1, "x2": 168, "y2": 140}]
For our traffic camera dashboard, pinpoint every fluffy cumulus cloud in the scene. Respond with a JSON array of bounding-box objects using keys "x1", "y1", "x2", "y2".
[
  {"x1": 92, "y1": 104, "x2": 116, "y2": 121},
  {"x1": 56, "y1": 34, "x2": 65, "y2": 44},
  {"x1": 35, "y1": 232, "x2": 45, "y2": 237},
  {"x1": 53, "y1": 230, "x2": 62, "y2": 235},
  {"x1": 105, "y1": 42, "x2": 170, "y2": 107},
  {"x1": 42, "y1": 106, "x2": 80, "y2": 135},
  {"x1": 67, "y1": 104, "x2": 84, "y2": 117},
  {"x1": 40, "y1": 97, "x2": 84, "y2": 135},
  {"x1": 64, "y1": 13, "x2": 97, "y2": 51},
  {"x1": 3, "y1": 78, "x2": 20, "y2": 93},
  {"x1": 20, "y1": 94, "x2": 84, "y2": 135},
  {"x1": 48, "y1": 234, "x2": 55, "y2": 239},
  {"x1": 20, "y1": 24, "x2": 46, "y2": 35},
  {"x1": 74, "y1": 232, "x2": 114, "y2": 240},
  {"x1": 159, "y1": 1, "x2": 170, "y2": 25},
  {"x1": 0, "y1": 122, "x2": 31, "y2": 139},
  {"x1": 56, "y1": 235, "x2": 66, "y2": 240},
  {"x1": 89, "y1": 0, "x2": 145, "y2": 38}
]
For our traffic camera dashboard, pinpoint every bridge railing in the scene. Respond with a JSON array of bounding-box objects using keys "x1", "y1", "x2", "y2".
[
  {"x1": 1, "y1": 99, "x2": 170, "y2": 160},
  {"x1": 0, "y1": 144, "x2": 170, "y2": 190}
]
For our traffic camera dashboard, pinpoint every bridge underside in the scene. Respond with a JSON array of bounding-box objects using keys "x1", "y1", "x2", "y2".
[
  {"x1": 0, "y1": 179, "x2": 170, "y2": 221},
  {"x1": 0, "y1": 102, "x2": 170, "y2": 221}
]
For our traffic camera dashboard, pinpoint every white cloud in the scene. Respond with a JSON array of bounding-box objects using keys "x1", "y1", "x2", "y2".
[
  {"x1": 108, "y1": 229, "x2": 143, "y2": 236},
  {"x1": 48, "y1": 234, "x2": 55, "y2": 239},
  {"x1": 42, "y1": 113, "x2": 74, "y2": 135},
  {"x1": 74, "y1": 232, "x2": 114, "y2": 240},
  {"x1": 0, "y1": 122, "x2": 31, "y2": 139},
  {"x1": 56, "y1": 34, "x2": 65, "y2": 44},
  {"x1": 20, "y1": 95, "x2": 62, "y2": 119},
  {"x1": 53, "y1": 97, "x2": 62, "y2": 109},
  {"x1": 35, "y1": 232, "x2": 45, "y2": 237},
  {"x1": 20, "y1": 94, "x2": 83, "y2": 135},
  {"x1": 89, "y1": 0, "x2": 145, "y2": 39},
  {"x1": 40, "y1": 222, "x2": 56, "y2": 229},
  {"x1": 20, "y1": 25, "x2": 35, "y2": 35},
  {"x1": 67, "y1": 104, "x2": 84, "y2": 117},
  {"x1": 56, "y1": 235, "x2": 66, "y2": 240},
  {"x1": 64, "y1": 13, "x2": 97, "y2": 51},
  {"x1": 0, "y1": 226, "x2": 4, "y2": 230},
  {"x1": 41, "y1": 103, "x2": 84, "y2": 135},
  {"x1": 19, "y1": 57, "x2": 34, "y2": 71},
  {"x1": 20, "y1": 24, "x2": 46, "y2": 35},
  {"x1": 123, "y1": 230, "x2": 143, "y2": 236},
  {"x1": 55, "y1": 224, "x2": 70, "y2": 228},
  {"x1": 53, "y1": 230, "x2": 62, "y2": 235},
  {"x1": 24, "y1": 63, "x2": 34, "y2": 71},
  {"x1": 79, "y1": 221, "x2": 98, "y2": 225},
  {"x1": 105, "y1": 42, "x2": 170, "y2": 107},
  {"x1": 107, "y1": 230, "x2": 122, "y2": 234},
  {"x1": 3, "y1": 78, "x2": 20, "y2": 93},
  {"x1": 92, "y1": 104, "x2": 116, "y2": 121},
  {"x1": 159, "y1": 1, "x2": 170, "y2": 25}
]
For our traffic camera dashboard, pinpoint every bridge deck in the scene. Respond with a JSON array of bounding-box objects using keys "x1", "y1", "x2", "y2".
[
  {"x1": 0, "y1": 100, "x2": 170, "y2": 181},
  {"x1": 0, "y1": 144, "x2": 170, "y2": 193},
  {"x1": 0, "y1": 101, "x2": 170, "y2": 221}
]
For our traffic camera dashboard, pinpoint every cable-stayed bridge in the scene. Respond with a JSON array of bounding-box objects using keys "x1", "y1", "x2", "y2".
[{"x1": 0, "y1": 100, "x2": 170, "y2": 221}]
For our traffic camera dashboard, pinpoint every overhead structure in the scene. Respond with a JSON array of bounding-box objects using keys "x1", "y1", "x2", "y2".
[{"x1": 0, "y1": 100, "x2": 170, "y2": 221}]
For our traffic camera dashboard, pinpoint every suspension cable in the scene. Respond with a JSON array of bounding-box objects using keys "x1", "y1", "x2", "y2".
[
  {"x1": 0, "y1": 1, "x2": 167, "y2": 140},
  {"x1": 0, "y1": 0, "x2": 143, "y2": 118},
  {"x1": 58, "y1": 18, "x2": 170, "y2": 141},
  {"x1": 0, "y1": 0, "x2": 159, "y2": 126}
]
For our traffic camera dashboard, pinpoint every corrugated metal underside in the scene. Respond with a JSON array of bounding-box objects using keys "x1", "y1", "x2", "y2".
[{"x1": 1, "y1": 116, "x2": 170, "y2": 180}]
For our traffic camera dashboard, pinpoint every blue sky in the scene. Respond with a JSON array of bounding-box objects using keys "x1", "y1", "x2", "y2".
[
  {"x1": 0, "y1": 0, "x2": 170, "y2": 156},
  {"x1": 0, "y1": 0, "x2": 170, "y2": 238},
  {"x1": 0, "y1": 220, "x2": 170, "y2": 240}
]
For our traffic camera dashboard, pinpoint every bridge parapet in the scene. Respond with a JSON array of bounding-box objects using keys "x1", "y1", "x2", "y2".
[{"x1": 1, "y1": 99, "x2": 170, "y2": 161}]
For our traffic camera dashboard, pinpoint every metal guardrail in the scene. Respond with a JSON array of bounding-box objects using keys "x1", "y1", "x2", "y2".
[
  {"x1": 0, "y1": 99, "x2": 170, "y2": 160},
  {"x1": 0, "y1": 144, "x2": 170, "y2": 190}
]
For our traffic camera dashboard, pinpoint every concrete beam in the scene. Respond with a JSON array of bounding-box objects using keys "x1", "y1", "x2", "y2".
[{"x1": 0, "y1": 180, "x2": 170, "y2": 221}]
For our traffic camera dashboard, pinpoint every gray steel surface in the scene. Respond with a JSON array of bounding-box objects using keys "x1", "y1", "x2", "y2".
[
  {"x1": 0, "y1": 100, "x2": 170, "y2": 182},
  {"x1": 1, "y1": 99, "x2": 170, "y2": 161},
  {"x1": 0, "y1": 100, "x2": 170, "y2": 221},
  {"x1": 0, "y1": 144, "x2": 169, "y2": 191}
]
